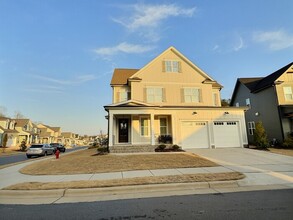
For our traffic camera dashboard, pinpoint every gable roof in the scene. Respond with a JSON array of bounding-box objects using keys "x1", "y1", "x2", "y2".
[
  {"x1": 252, "y1": 62, "x2": 293, "y2": 93},
  {"x1": 110, "y1": 69, "x2": 139, "y2": 85},
  {"x1": 109, "y1": 47, "x2": 223, "y2": 88},
  {"x1": 230, "y1": 62, "x2": 293, "y2": 104},
  {"x1": 130, "y1": 46, "x2": 222, "y2": 86},
  {"x1": 14, "y1": 119, "x2": 30, "y2": 127}
]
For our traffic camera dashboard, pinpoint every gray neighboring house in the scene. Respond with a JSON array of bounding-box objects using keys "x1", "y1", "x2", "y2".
[{"x1": 230, "y1": 62, "x2": 293, "y2": 145}]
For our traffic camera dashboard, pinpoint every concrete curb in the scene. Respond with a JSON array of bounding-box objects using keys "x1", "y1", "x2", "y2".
[{"x1": 1, "y1": 181, "x2": 292, "y2": 205}]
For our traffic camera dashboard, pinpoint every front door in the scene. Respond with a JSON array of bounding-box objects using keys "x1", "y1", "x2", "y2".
[{"x1": 118, "y1": 119, "x2": 129, "y2": 143}]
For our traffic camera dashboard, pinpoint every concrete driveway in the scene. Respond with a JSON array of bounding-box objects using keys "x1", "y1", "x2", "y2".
[{"x1": 187, "y1": 148, "x2": 293, "y2": 187}]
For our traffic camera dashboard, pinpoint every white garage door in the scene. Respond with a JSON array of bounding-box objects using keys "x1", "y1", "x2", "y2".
[
  {"x1": 181, "y1": 121, "x2": 209, "y2": 149},
  {"x1": 213, "y1": 121, "x2": 241, "y2": 148}
]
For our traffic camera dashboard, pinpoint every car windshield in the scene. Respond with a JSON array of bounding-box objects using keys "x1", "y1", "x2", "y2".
[
  {"x1": 30, "y1": 145, "x2": 43, "y2": 148},
  {"x1": 50, "y1": 143, "x2": 58, "y2": 146}
]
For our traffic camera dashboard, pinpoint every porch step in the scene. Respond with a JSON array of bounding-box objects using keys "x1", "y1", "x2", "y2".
[{"x1": 109, "y1": 145, "x2": 157, "y2": 153}]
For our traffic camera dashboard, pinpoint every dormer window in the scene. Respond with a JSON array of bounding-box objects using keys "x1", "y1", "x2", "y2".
[{"x1": 163, "y1": 60, "x2": 181, "y2": 73}]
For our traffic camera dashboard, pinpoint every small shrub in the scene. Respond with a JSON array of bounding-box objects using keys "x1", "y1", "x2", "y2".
[
  {"x1": 172, "y1": 145, "x2": 180, "y2": 151},
  {"x1": 20, "y1": 141, "x2": 27, "y2": 152},
  {"x1": 158, "y1": 144, "x2": 166, "y2": 150},
  {"x1": 254, "y1": 121, "x2": 269, "y2": 149},
  {"x1": 282, "y1": 133, "x2": 293, "y2": 148},
  {"x1": 97, "y1": 146, "x2": 108, "y2": 154}
]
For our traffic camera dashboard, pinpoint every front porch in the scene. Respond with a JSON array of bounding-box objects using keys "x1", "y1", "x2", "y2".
[{"x1": 108, "y1": 112, "x2": 174, "y2": 149}]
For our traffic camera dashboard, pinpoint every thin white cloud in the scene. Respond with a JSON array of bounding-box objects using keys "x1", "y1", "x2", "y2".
[
  {"x1": 94, "y1": 42, "x2": 155, "y2": 56},
  {"x1": 30, "y1": 74, "x2": 97, "y2": 85},
  {"x1": 112, "y1": 3, "x2": 196, "y2": 41},
  {"x1": 253, "y1": 30, "x2": 293, "y2": 50},
  {"x1": 23, "y1": 88, "x2": 64, "y2": 94},
  {"x1": 233, "y1": 37, "x2": 244, "y2": 51}
]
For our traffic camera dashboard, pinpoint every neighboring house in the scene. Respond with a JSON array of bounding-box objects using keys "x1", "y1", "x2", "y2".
[
  {"x1": 50, "y1": 127, "x2": 63, "y2": 143},
  {"x1": 230, "y1": 62, "x2": 293, "y2": 144},
  {"x1": 0, "y1": 117, "x2": 19, "y2": 148},
  {"x1": 37, "y1": 124, "x2": 55, "y2": 143},
  {"x1": 62, "y1": 132, "x2": 75, "y2": 146},
  {"x1": 104, "y1": 46, "x2": 248, "y2": 151},
  {"x1": 14, "y1": 119, "x2": 37, "y2": 145}
]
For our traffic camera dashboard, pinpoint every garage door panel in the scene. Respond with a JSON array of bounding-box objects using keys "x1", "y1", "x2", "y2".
[
  {"x1": 213, "y1": 121, "x2": 241, "y2": 148},
  {"x1": 181, "y1": 121, "x2": 209, "y2": 149}
]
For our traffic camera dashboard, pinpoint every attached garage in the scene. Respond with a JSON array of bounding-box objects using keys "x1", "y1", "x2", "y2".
[
  {"x1": 181, "y1": 121, "x2": 209, "y2": 149},
  {"x1": 213, "y1": 121, "x2": 241, "y2": 147}
]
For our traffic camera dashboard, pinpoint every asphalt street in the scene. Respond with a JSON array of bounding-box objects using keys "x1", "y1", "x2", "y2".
[
  {"x1": 0, "y1": 146, "x2": 87, "y2": 166},
  {"x1": 0, "y1": 189, "x2": 292, "y2": 220}
]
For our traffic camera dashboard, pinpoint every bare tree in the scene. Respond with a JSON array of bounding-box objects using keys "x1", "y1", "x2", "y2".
[
  {"x1": 0, "y1": 106, "x2": 7, "y2": 117},
  {"x1": 14, "y1": 111, "x2": 25, "y2": 119}
]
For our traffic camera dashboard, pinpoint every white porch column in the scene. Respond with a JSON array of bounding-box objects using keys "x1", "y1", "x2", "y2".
[
  {"x1": 171, "y1": 114, "x2": 176, "y2": 144},
  {"x1": 108, "y1": 112, "x2": 113, "y2": 147},
  {"x1": 150, "y1": 113, "x2": 155, "y2": 145}
]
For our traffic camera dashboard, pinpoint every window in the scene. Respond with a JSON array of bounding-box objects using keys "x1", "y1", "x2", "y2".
[
  {"x1": 184, "y1": 88, "x2": 201, "y2": 103},
  {"x1": 140, "y1": 117, "x2": 149, "y2": 136},
  {"x1": 118, "y1": 87, "x2": 130, "y2": 102},
  {"x1": 283, "y1": 87, "x2": 293, "y2": 101},
  {"x1": 248, "y1": 121, "x2": 255, "y2": 135},
  {"x1": 159, "y1": 117, "x2": 168, "y2": 135},
  {"x1": 213, "y1": 93, "x2": 219, "y2": 106},
  {"x1": 246, "y1": 98, "x2": 251, "y2": 106},
  {"x1": 164, "y1": 60, "x2": 181, "y2": 72},
  {"x1": 147, "y1": 88, "x2": 163, "y2": 103}
]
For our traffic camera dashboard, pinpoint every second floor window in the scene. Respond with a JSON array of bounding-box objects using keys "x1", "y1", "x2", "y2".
[
  {"x1": 246, "y1": 98, "x2": 251, "y2": 106},
  {"x1": 213, "y1": 93, "x2": 219, "y2": 106},
  {"x1": 117, "y1": 87, "x2": 130, "y2": 102},
  {"x1": 183, "y1": 88, "x2": 202, "y2": 103},
  {"x1": 283, "y1": 86, "x2": 293, "y2": 101},
  {"x1": 146, "y1": 88, "x2": 163, "y2": 103}
]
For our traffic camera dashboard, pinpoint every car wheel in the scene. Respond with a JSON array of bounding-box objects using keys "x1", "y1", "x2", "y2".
[
  {"x1": 44, "y1": 152, "x2": 47, "y2": 156},
  {"x1": 27, "y1": 155, "x2": 31, "y2": 158},
  {"x1": 63, "y1": 149, "x2": 66, "y2": 152}
]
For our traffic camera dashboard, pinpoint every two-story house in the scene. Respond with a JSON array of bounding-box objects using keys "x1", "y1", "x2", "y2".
[
  {"x1": 0, "y1": 116, "x2": 19, "y2": 148},
  {"x1": 14, "y1": 119, "x2": 36, "y2": 145},
  {"x1": 104, "y1": 47, "x2": 248, "y2": 151},
  {"x1": 231, "y1": 62, "x2": 293, "y2": 144}
]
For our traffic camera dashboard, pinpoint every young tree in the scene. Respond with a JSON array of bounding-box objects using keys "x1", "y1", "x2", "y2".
[
  {"x1": 254, "y1": 121, "x2": 269, "y2": 149},
  {"x1": 1, "y1": 133, "x2": 8, "y2": 153}
]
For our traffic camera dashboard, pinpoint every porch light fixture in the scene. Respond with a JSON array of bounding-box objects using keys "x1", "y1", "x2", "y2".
[
  {"x1": 255, "y1": 112, "x2": 259, "y2": 116},
  {"x1": 224, "y1": 112, "x2": 229, "y2": 115},
  {"x1": 192, "y1": 111, "x2": 197, "y2": 115}
]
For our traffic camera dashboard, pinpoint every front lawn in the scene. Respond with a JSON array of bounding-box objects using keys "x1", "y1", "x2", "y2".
[{"x1": 20, "y1": 148, "x2": 218, "y2": 175}]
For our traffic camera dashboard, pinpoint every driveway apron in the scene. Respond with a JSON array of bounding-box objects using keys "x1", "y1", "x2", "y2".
[{"x1": 187, "y1": 148, "x2": 293, "y2": 187}]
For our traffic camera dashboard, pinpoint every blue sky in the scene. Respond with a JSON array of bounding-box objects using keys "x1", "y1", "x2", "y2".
[{"x1": 0, "y1": 0, "x2": 292, "y2": 135}]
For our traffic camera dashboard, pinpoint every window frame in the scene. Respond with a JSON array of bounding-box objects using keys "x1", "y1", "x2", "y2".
[
  {"x1": 248, "y1": 121, "x2": 255, "y2": 135},
  {"x1": 183, "y1": 87, "x2": 201, "y2": 103},
  {"x1": 283, "y1": 86, "x2": 293, "y2": 101},
  {"x1": 118, "y1": 87, "x2": 130, "y2": 102},
  {"x1": 164, "y1": 60, "x2": 180, "y2": 73},
  {"x1": 146, "y1": 87, "x2": 163, "y2": 103}
]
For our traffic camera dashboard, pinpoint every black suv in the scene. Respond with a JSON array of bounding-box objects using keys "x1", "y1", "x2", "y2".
[{"x1": 50, "y1": 143, "x2": 66, "y2": 152}]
